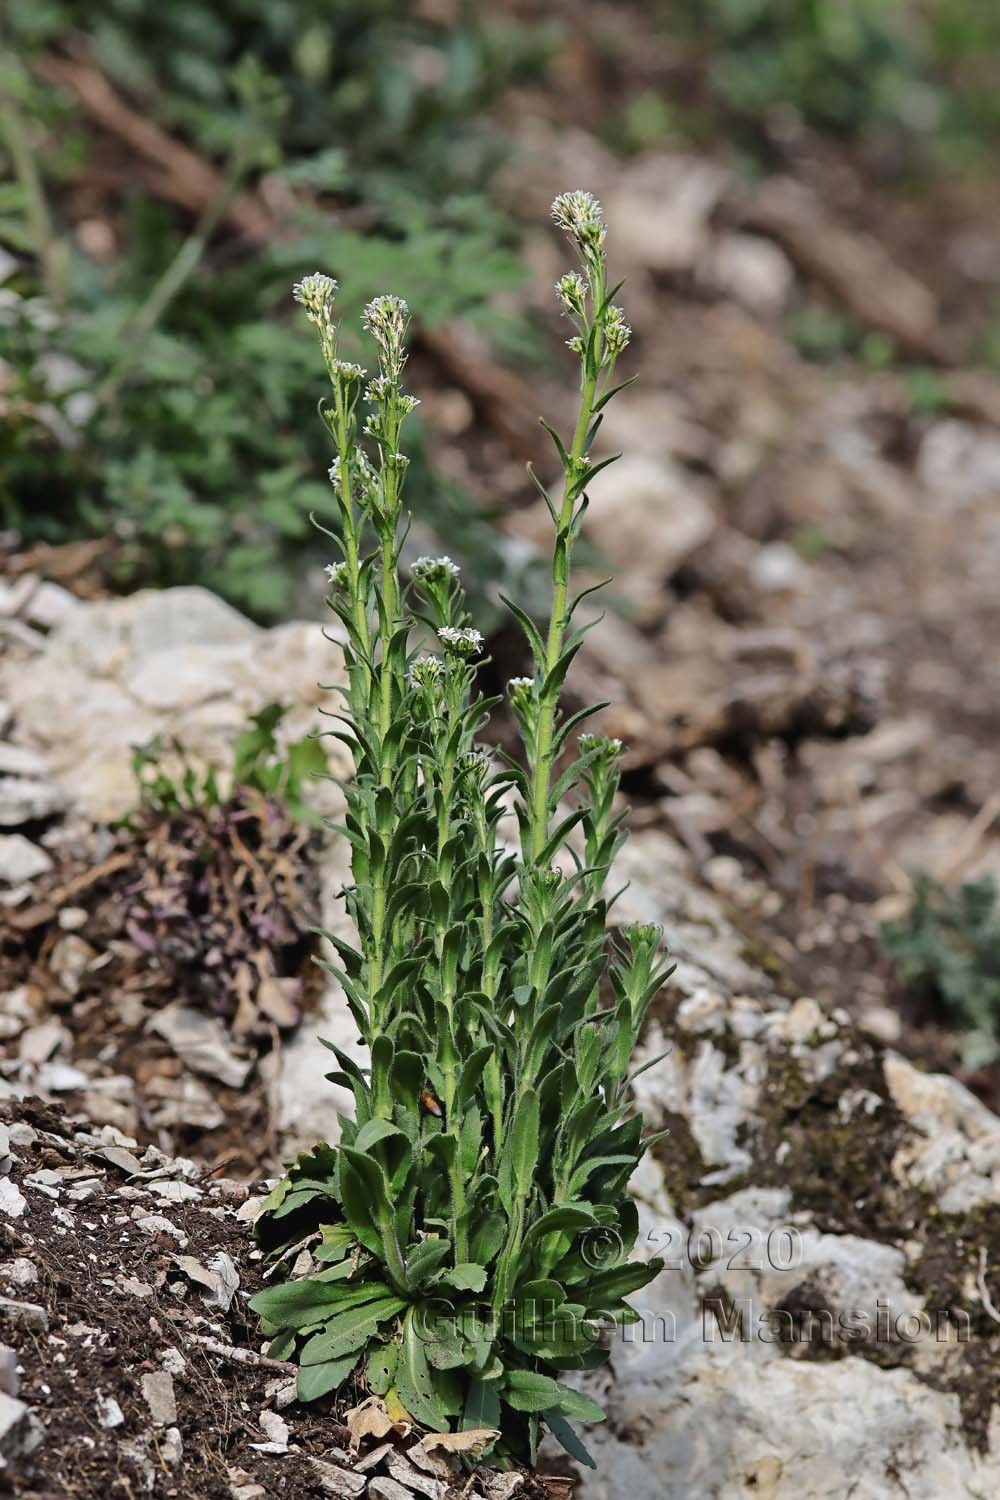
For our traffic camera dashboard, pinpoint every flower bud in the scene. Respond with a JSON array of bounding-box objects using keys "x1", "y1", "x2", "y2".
[{"x1": 437, "y1": 626, "x2": 484, "y2": 658}]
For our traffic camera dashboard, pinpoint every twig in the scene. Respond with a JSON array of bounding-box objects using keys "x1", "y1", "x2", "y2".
[
  {"x1": 935, "y1": 794, "x2": 1000, "y2": 888},
  {"x1": 978, "y1": 1248, "x2": 1000, "y2": 1326},
  {"x1": 192, "y1": 1154, "x2": 239, "y2": 1186},
  {"x1": 189, "y1": 1332, "x2": 296, "y2": 1373},
  {"x1": 35, "y1": 50, "x2": 275, "y2": 243}
]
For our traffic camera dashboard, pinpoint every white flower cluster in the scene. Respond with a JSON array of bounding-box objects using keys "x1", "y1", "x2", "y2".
[
  {"x1": 292, "y1": 273, "x2": 338, "y2": 325},
  {"x1": 507, "y1": 676, "x2": 535, "y2": 712},
  {"x1": 412, "y1": 555, "x2": 460, "y2": 583},
  {"x1": 329, "y1": 360, "x2": 367, "y2": 383},
  {"x1": 437, "y1": 626, "x2": 483, "y2": 657},
  {"x1": 365, "y1": 374, "x2": 420, "y2": 416},
  {"x1": 579, "y1": 731, "x2": 623, "y2": 764},
  {"x1": 556, "y1": 271, "x2": 588, "y2": 317},
  {"x1": 408, "y1": 654, "x2": 444, "y2": 689},
  {"x1": 324, "y1": 561, "x2": 348, "y2": 587},
  {"x1": 551, "y1": 191, "x2": 606, "y2": 252},
  {"x1": 363, "y1": 294, "x2": 410, "y2": 382},
  {"x1": 603, "y1": 305, "x2": 631, "y2": 358}
]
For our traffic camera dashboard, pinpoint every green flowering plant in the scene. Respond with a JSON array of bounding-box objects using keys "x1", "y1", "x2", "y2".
[{"x1": 250, "y1": 191, "x2": 670, "y2": 1472}]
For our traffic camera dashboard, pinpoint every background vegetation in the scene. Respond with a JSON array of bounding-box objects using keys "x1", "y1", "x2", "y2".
[{"x1": 3, "y1": 0, "x2": 1000, "y2": 615}]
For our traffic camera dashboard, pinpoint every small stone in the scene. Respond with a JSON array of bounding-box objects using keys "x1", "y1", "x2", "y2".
[
  {"x1": 0, "y1": 836, "x2": 52, "y2": 885},
  {"x1": 48, "y1": 934, "x2": 96, "y2": 995},
  {"x1": 353, "y1": 1442, "x2": 393, "y2": 1473},
  {"x1": 140, "y1": 1370, "x2": 177, "y2": 1427},
  {"x1": 160, "y1": 1427, "x2": 183, "y2": 1466},
  {"x1": 134, "y1": 1213, "x2": 188, "y2": 1247},
  {"x1": 386, "y1": 1452, "x2": 448, "y2": 1499},
  {"x1": 751, "y1": 542, "x2": 808, "y2": 593},
  {"x1": 150, "y1": 1003, "x2": 254, "y2": 1090},
  {"x1": 18, "y1": 1019, "x2": 69, "y2": 1066},
  {"x1": 258, "y1": 1410, "x2": 289, "y2": 1448},
  {"x1": 0, "y1": 745, "x2": 48, "y2": 779},
  {"x1": 96, "y1": 1393, "x2": 125, "y2": 1429},
  {"x1": 57, "y1": 906, "x2": 88, "y2": 931},
  {"x1": 0, "y1": 987, "x2": 34, "y2": 1042},
  {"x1": 34, "y1": 1062, "x2": 88, "y2": 1093},
  {"x1": 0, "y1": 777, "x2": 65, "y2": 827},
  {"x1": 861, "y1": 1006, "x2": 902, "y2": 1046},
  {"x1": 0, "y1": 1389, "x2": 44, "y2": 1466},
  {"x1": 0, "y1": 1345, "x2": 18, "y2": 1397},
  {"x1": 0, "y1": 1182, "x2": 27, "y2": 1220},
  {"x1": 369, "y1": 1478, "x2": 420, "y2": 1500},
  {"x1": 307, "y1": 1457, "x2": 366, "y2": 1497},
  {"x1": 147, "y1": 1180, "x2": 202, "y2": 1205},
  {"x1": 2, "y1": 1260, "x2": 37, "y2": 1289},
  {"x1": 0, "y1": 1297, "x2": 47, "y2": 1332},
  {"x1": 701, "y1": 231, "x2": 794, "y2": 314},
  {"x1": 24, "y1": 581, "x2": 77, "y2": 631}
]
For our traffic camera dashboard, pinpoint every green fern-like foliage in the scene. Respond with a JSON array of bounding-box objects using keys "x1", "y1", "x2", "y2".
[
  {"x1": 250, "y1": 194, "x2": 668, "y2": 1471},
  {"x1": 882, "y1": 873, "x2": 1000, "y2": 1068}
]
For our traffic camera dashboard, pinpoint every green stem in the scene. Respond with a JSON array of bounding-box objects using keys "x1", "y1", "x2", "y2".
[
  {"x1": 527, "y1": 354, "x2": 601, "y2": 862},
  {"x1": 0, "y1": 93, "x2": 64, "y2": 305}
]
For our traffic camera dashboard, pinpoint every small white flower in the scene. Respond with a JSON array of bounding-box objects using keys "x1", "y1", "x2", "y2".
[
  {"x1": 363, "y1": 293, "x2": 410, "y2": 381},
  {"x1": 412, "y1": 555, "x2": 460, "y2": 582},
  {"x1": 324, "y1": 561, "x2": 348, "y2": 586},
  {"x1": 603, "y1": 305, "x2": 631, "y2": 357},
  {"x1": 551, "y1": 190, "x2": 606, "y2": 251},
  {"x1": 556, "y1": 271, "x2": 588, "y2": 316},
  {"x1": 579, "y1": 732, "x2": 623, "y2": 760},
  {"x1": 365, "y1": 374, "x2": 392, "y2": 404},
  {"x1": 330, "y1": 359, "x2": 366, "y2": 382},
  {"x1": 437, "y1": 626, "x2": 484, "y2": 657},
  {"x1": 408, "y1": 654, "x2": 444, "y2": 688},
  {"x1": 292, "y1": 272, "x2": 338, "y2": 321}
]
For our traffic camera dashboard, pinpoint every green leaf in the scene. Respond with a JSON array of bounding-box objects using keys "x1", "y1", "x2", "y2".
[
  {"x1": 296, "y1": 1353, "x2": 358, "y2": 1403},
  {"x1": 366, "y1": 1340, "x2": 399, "y2": 1397},
  {"x1": 552, "y1": 1382, "x2": 606, "y2": 1423},
  {"x1": 435, "y1": 1262, "x2": 487, "y2": 1293},
  {"x1": 395, "y1": 1308, "x2": 450, "y2": 1431},
  {"x1": 406, "y1": 1238, "x2": 453, "y2": 1289},
  {"x1": 249, "y1": 1278, "x2": 383, "y2": 1330},
  {"x1": 463, "y1": 1377, "x2": 501, "y2": 1432},
  {"x1": 523, "y1": 1205, "x2": 598, "y2": 1247},
  {"x1": 503, "y1": 1369, "x2": 562, "y2": 1413},
  {"x1": 584, "y1": 1258, "x2": 663, "y2": 1306},
  {"x1": 300, "y1": 1296, "x2": 408, "y2": 1364},
  {"x1": 512, "y1": 1089, "x2": 540, "y2": 1198},
  {"x1": 544, "y1": 1408, "x2": 597, "y2": 1468}
]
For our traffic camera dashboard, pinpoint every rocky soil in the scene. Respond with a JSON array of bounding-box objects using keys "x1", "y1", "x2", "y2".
[
  {"x1": 0, "y1": 581, "x2": 999, "y2": 1495},
  {"x1": 4, "y1": 54, "x2": 1000, "y2": 1486}
]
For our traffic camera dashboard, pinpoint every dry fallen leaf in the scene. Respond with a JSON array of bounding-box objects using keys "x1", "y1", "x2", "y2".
[
  {"x1": 416, "y1": 1428, "x2": 501, "y2": 1459},
  {"x1": 346, "y1": 1396, "x2": 396, "y2": 1448}
]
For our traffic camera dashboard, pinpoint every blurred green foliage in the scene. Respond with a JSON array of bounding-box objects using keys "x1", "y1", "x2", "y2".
[
  {"x1": 130, "y1": 702, "x2": 327, "y2": 824},
  {"x1": 0, "y1": 1, "x2": 555, "y2": 617},
  {"x1": 881, "y1": 874, "x2": 1000, "y2": 1069},
  {"x1": 655, "y1": 0, "x2": 1000, "y2": 166}
]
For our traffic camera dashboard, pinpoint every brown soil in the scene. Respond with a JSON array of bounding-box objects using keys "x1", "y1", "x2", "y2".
[{"x1": 1, "y1": 1099, "x2": 564, "y2": 1500}]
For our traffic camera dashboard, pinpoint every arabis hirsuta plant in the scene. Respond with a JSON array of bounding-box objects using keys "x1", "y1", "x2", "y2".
[{"x1": 251, "y1": 191, "x2": 670, "y2": 1472}]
